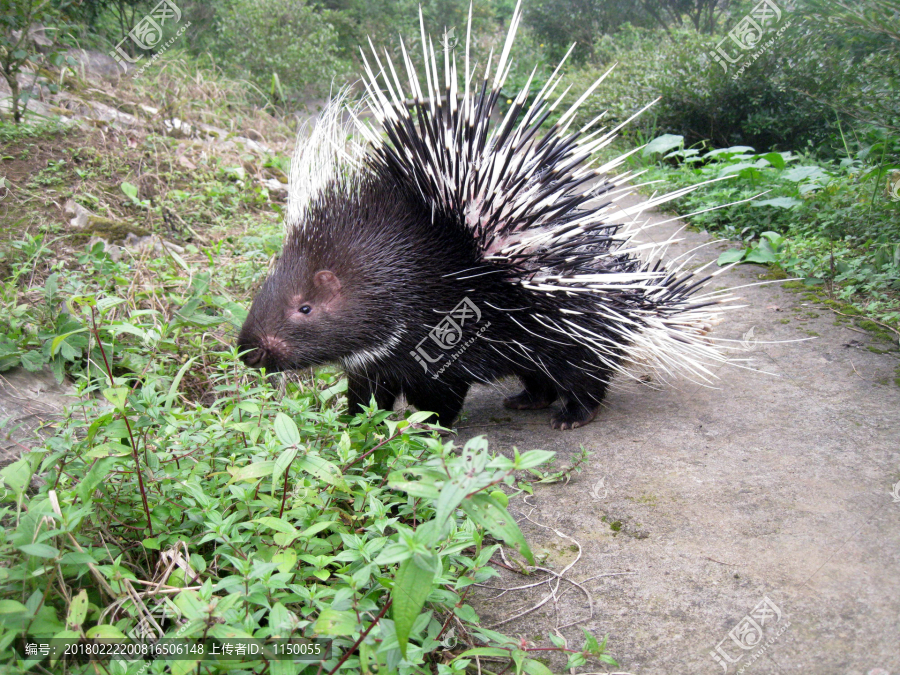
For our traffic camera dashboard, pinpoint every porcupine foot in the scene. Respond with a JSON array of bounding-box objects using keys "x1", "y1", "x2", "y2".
[
  {"x1": 406, "y1": 379, "x2": 470, "y2": 430},
  {"x1": 504, "y1": 374, "x2": 557, "y2": 410},
  {"x1": 346, "y1": 370, "x2": 399, "y2": 414},
  {"x1": 550, "y1": 399, "x2": 601, "y2": 430}
]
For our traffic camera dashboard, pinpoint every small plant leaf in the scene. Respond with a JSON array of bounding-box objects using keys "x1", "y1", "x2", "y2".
[
  {"x1": 717, "y1": 249, "x2": 747, "y2": 266},
  {"x1": 120, "y1": 181, "x2": 139, "y2": 200},
  {"x1": 751, "y1": 197, "x2": 802, "y2": 209},
  {"x1": 460, "y1": 493, "x2": 533, "y2": 565},
  {"x1": 274, "y1": 412, "x2": 300, "y2": 446},
  {"x1": 314, "y1": 608, "x2": 358, "y2": 636},
  {"x1": 392, "y1": 555, "x2": 435, "y2": 657},
  {"x1": 295, "y1": 455, "x2": 348, "y2": 492},
  {"x1": 642, "y1": 134, "x2": 683, "y2": 157}
]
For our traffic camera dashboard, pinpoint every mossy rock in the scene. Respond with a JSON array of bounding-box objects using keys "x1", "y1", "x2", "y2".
[{"x1": 71, "y1": 217, "x2": 151, "y2": 244}]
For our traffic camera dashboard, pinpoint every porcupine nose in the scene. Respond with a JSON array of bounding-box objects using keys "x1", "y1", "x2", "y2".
[{"x1": 240, "y1": 334, "x2": 289, "y2": 369}]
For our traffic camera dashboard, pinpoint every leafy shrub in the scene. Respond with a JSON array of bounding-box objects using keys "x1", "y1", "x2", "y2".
[
  {"x1": 0, "y1": 335, "x2": 615, "y2": 673},
  {"x1": 564, "y1": 24, "x2": 835, "y2": 152},
  {"x1": 210, "y1": 0, "x2": 350, "y2": 101},
  {"x1": 627, "y1": 133, "x2": 900, "y2": 327}
]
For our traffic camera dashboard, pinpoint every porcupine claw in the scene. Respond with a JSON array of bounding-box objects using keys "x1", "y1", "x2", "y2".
[{"x1": 550, "y1": 401, "x2": 601, "y2": 430}]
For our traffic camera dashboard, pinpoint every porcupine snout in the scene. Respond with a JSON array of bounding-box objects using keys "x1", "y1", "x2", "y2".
[{"x1": 237, "y1": 329, "x2": 290, "y2": 371}]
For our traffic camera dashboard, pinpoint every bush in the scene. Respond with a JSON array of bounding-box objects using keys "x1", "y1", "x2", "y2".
[
  {"x1": 210, "y1": 0, "x2": 350, "y2": 101},
  {"x1": 623, "y1": 133, "x2": 900, "y2": 327},
  {"x1": 563, "y1": 25, "x2": 835, "y2": 152}
]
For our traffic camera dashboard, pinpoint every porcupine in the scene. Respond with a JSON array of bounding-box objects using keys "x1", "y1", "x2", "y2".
[{"x1": 237, "y1": 1, "x2": 740, "y2": 430}]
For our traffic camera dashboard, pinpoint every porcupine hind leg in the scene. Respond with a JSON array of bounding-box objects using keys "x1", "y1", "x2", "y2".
[
  {"x1": 504, "y1": 372, "x2": 558, "y2": 410},
  {"x1": 346, "y1": 369, "x2": 400, "y2": 414},
  {"x1": 405, "y1": 377, "x2": 470, "y2": 428},
  {"x1": 551, "y1": 396, "x2": 603, "y2": 430},
  {"x1": 550, "y1": 381, "x2": 608, "y2": 430}
]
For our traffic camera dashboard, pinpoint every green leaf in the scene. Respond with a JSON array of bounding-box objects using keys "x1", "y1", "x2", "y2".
[
  {"x1": 272, "y1": 445, "x2": 298, "y2": 496},
  {"x1": 165, "y1": 357, "x2": 197, "y2": 409},
  {"x1": 745, "y1": 242, "x2": 777, "y2": 264},
  {"x1": 252, "y1": 516, "x2": 298, "y2": 537},
  {"x1": 320, "y1": 377, "x2": 347, "y2": 403},
  {"x1": 102, "y1": 387, "x2": 129, "y2": 412},
  {"x1": 19, "y1": 543, "x2": 59, "y2": 558},
  {"x1": 59, "y1": 552, "x2": 97, "y2": 566},
  {"x1": 171, "y1": 659, "x2": 202, "y2": 675},
  {"x1": 50, "y1": 329, "x2": 88, "y2": 358},
  {"x1": 523, "y1": 659, "x2": 555, "y2": 675},
  {"x1": 460, "y1": 493, "x2": 533, "y2": 565},
  {"x1": 228, "y1": 461, "x2": 276, "y2": 483},
  {"x1": 751, "y1": 197, "x2": 802, "y2": 209},
  {"x1": 760, "y1": 151, "x2": 787, "y2": 170},
  {"x1": 295, "y1": 455, "x2": 348, "y2": 492},
  {"x1": 0, "y1": 458, "x2": 34, "y2": 499},
  {"x1": 457, "y1": 647, "x2": 512, "y2": 659},
  {"x1": 718, "y1": 162, "x2": 757, "y2": 177},
  {"x1": 274, "y1": 412, "x2": 300, "y2": 446},
  {"x1": 78, "y1": 456, "x2": 117, "y2": 504},
  {"x1": 513, "y1": 449, "x2": 555, "y2": 470},
  {"x1": 209, "y1": 624, "x2": 255, "y2": 640},
  {"x1": 392, "y1": 556, "x2": 435, "y2": 657},
  {"x1": 20, "y1": 349, "x2": 45, "y2": 372},
  {"x1": 433, "y1": 478, "x2": 468, "y2": 539},
  {"x1": 642, "y1": 134, "x2": 683, "y2": 157},
  {"x1": 387, "y1": 470, "x2": 441, "y2": 499},
  {"x1": 0, "y1": 600, "x2": 29, "y2": 627},
  {"x1": 717, "y1": 249, "x2": 746, "y2": 266},
  {"x1": 783, "y1": 165, "x2": 829, "y2": 183},
  {"x1": 121, "y1": 181, "x2": 139, "y2": 200},
  {"x1": 581, "y1": 627, "x2": 600, "y2": 653},
  {"x1": 272, "y1": 550, "x2": 297, "y2": 575},
  {"x1": 314, "y1": 608, "x2": 358, "y2": 636},
  {"x1": 68, "y1": 597, "x2": 91, "y2": 633}
]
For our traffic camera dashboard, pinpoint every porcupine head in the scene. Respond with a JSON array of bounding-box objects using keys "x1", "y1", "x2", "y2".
[
  {"x1": 236, "y1": 160, "x2": 504, "y2": 434},
  {"x1": 238, "y1": 2, "x2": 740, "y2": 430}
]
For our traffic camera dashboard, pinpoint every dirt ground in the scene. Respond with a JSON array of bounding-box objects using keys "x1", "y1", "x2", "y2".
[{"x1": 455, "y1": 194, "x2": 900, "y2": 674}]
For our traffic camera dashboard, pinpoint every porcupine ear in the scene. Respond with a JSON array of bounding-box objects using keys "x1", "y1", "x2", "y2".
[{"x1": 314, "y1": 270, "x2": 342, "y2": 301}]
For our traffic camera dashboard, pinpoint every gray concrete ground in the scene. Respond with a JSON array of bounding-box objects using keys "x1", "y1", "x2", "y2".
[{"x1": 454, "y1": 195, "x2": 900, "y2": 674}]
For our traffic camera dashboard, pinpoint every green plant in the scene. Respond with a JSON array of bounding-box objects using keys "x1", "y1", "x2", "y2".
[
  {"x1": 0, "y1": 0, "x2": 76, "y2": 123},
  {"x1": 210, "y1": 0, "x2": 350, "y2": 101},
  {"x1": 624, "y1": 133, "x2": 900, "y2": 329},
  {"x1": 0, "y1": 337, "x2": 616, "y2": 673}
]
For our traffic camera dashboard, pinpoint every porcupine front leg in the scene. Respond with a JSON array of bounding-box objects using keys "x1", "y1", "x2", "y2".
[
  {"x1": 346, "y1": 369, "x2": 400, "y2": 414},
  {"x1": 405, "y1": 377, "x2": 470, "y2": 428},
  {"x1": 504, "y1": 372, "x2": 558, "y2": 410}
]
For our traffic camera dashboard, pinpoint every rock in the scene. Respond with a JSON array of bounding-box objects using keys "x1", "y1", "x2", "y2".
[
  {"x1": 87, "y1": 233, "x2": 185, "y2": 262},
  {"x1": 64, "y1": 49, "x2": 128, "y2": 81},
  {"x1": 0, "y1": 366, "x2": 78, "y2": 466},
  {"x1": 64, "y1": 199, "x2": 92, "y2": 229},
  {"x1": 261, "y1": 178, "x2": 288, "y2": 194}
]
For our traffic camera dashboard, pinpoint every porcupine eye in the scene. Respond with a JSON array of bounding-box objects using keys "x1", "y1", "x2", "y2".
[{"x1": 287, "y1": 302, "x2": 314, "y2": 322}]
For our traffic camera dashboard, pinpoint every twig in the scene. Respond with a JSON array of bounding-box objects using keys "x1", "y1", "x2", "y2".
[
  {"x1": 326, "y1": 598, "x2": 392, "y2": 675},
  {"x1": 91, "y1": 307, "x2": 153, "y2": 536}
]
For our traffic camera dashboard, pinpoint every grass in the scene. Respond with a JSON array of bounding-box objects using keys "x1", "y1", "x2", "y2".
[{"x1": 0, "y1": 50, "x2": 619, "y2": 675}]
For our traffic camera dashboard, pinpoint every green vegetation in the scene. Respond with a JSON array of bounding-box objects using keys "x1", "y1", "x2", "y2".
[
  {"x1": 0, "y1": 0, "x2": 898, "y2": 672},
  {"x1": 0, "y1": 357, "x2": 614, "y2": 672},
  {"x1": 618, "y1": 132, "x2": 900, "y2": 327}
]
